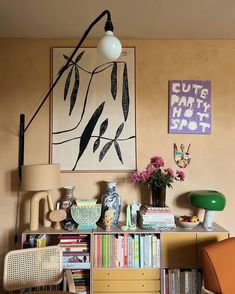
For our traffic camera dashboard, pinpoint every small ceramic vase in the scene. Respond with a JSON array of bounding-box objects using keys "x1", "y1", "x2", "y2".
[{"x1": 61, "y1": 186, "x2": 76, "y2": 230}]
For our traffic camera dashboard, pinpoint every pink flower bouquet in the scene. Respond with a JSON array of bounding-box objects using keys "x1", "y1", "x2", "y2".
[{"x1": 130, "y1": 156, "x2": 185, "y2": 189}]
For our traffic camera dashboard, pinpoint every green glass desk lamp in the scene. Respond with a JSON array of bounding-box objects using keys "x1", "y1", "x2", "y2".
[{"x1": 188, "y1": 190, "x2": 226, "y2": 231}]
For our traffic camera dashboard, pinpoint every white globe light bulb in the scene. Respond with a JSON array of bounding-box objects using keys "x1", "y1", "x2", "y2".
[{"x1": 97, "y1": 31, "x2": 122, "y2": 61}]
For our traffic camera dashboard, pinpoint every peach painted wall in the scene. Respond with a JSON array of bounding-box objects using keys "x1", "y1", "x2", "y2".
[{"x1": 1, "y1": 38, "x2": 235, "y2": 277}]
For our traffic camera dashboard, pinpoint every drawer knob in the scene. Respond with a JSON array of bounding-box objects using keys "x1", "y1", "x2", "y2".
[
  {"x1": 107, "y1": 273, "x2": 110, "y2": 276},
  {"x1": 108, "y1": 284, "x2": 110, "y2": 288},
  {"x1": 142, "y1": 284, "x2": 145, "y2": 287}
]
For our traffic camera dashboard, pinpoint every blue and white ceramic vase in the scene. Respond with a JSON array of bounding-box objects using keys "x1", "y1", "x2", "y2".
[{"x1": 101, "y1": 180, "x2": 121, "y2": 227}]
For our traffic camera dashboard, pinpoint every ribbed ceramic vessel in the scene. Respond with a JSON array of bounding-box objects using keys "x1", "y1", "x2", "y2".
[{"x1": 71, "y1": 204, "x2": 101, "y2": 230}]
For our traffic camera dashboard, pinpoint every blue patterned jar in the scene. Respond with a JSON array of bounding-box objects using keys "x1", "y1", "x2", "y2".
[{"x1": 101, "y1": 180, "x2": 121, "y2": 227}]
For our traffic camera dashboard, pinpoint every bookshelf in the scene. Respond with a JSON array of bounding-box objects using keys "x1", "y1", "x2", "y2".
[{"x1": 21, "y1": 222, "x2": 229, "y2": 294}]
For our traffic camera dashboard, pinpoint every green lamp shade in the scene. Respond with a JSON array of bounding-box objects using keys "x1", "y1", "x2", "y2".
[{"x1": 189, "y1": 190, "x2": 226, "y2": 211}]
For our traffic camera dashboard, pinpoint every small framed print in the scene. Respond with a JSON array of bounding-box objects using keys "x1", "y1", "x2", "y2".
[{"x1": 168, "y1": 80, "x2": 211, "y2": 134}]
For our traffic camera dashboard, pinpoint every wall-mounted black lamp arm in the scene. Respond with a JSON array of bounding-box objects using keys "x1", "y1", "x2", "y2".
[{"x1": 18, "y1": 10, "x2": 113, "y2": 178}]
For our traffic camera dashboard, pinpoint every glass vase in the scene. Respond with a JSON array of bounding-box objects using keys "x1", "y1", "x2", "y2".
[
  {"x1": 101, "y1": 180, "x2": 121, "y2": 227},
  {"x1": 151, "y1": 185, "x2": 166, "y2": 207}
]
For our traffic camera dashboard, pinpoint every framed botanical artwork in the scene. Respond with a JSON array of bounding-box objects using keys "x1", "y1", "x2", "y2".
[
  {"x1": 168, "y1": 80, "x2": 211, "y2": 134},
  {"x1": 51, "y1": 47, "x2": 136, "y2": 171}
]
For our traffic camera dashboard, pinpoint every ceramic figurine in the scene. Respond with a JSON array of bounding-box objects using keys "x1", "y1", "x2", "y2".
[
  {"x1": 131, "y1": 201, "x2": 141, "y2": 228},
  {"x1": 121, "y1": 201, "x2": 141, "y2": 231},
  {"x1": 103, "y1": 207, "x2": 114, "y2": 231}
]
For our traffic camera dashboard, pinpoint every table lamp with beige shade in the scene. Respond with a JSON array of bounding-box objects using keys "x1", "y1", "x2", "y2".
[{"x1": 22, "y1": 163, "x2": 60, "y2": 231}]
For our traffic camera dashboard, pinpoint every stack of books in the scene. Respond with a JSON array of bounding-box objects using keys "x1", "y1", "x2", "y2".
[
  {"x1": 93, "y1": 233, "x2": 160, "y2": 268},
  {"x1": 72, "y1": 269, "x2": 90, "y2": 294},
  {"x1": 138, "y1": 205, "x2": 176, "y2": 230},
  {"x1": 162, "y1": 268, "x2": 202, "y2": 294},
  {"x1": 23, "y1": 234, "x2": 46, "y2": 248},
  {"x1": 58, "y1": 234, "x2": 90, "y2": 269}
]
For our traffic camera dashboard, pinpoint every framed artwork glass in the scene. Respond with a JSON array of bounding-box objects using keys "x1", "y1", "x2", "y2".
[{"x1": 51, "y1": 47, "x2": 136, "y2": 171}]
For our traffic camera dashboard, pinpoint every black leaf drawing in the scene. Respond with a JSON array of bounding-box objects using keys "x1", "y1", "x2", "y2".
[
  {"x1": 122, "y1": 63, "x2": 130, "y2": 121},
  {"x1": 115, "y1": 122, "x2": 124, "y2": 139},
  {"x1": 111, "y1": 62, "x2": 117, "y2": 100},
  {"x1": 69, "y1": 66, "x2": 80, "y2": 116},
  {"x1": 58, "y1": 51, "x2": 84, "y2": 75},
  {"x1": 99, "y1": 141, "x2": 113, "y2": 162},
  {"x1": 58, "y1": 55, "x2": 72, "y2": 75},
  {"x1": 99, "y1": 119, "x2": 108, "y2": 136},
  {"x1": 75, "y1": 50, "x2": 85, "y2": 64},
  {"x1": 74, "y1": 102, "x2": 105, "y2": 168},
  {"x1": 93, "y1": 119, "x2": 108, "y2": 153},
  {"x1": 63, "y1": 54, "x2": 70, "y2": 61},
  {"x1": 64, "y1": 67, "x2": 73, "y2": 101},
  {"x1": 93, "y1": 138, "x2": 100, "y2": 153},
  {"x1": 114, "y1": 141, "x2": 123, "y2": 164}
]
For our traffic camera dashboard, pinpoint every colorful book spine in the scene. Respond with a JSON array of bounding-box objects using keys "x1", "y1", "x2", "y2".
[
  {"x1": 128, "y1": 235, "x2": 134, "y2": 268},
  {"x1": 63, "y1": 262, "x2": 90, "y2": 269},
  {"x1": 115, "y1": 235, "x2": 121, "y2": 267},
  {"x1": 94, "y1": 233, "x2": 163, "y2": 270},
  {"x1": 191, "y1": 269, "x2": 197, "y2": 294},
  {"x1": 184, "y1": 270, "x2": 190, "y2": 294},
  {"x1": 165, "y1": 269, "x2": 169, "y2": 294},
  {"x1": 105, "y1": 234, "x2": 109, "y2": 268},
  {"x1": 169, "y1": 269, "x2": 175, "y2": 294},
  {"x1": 102, "y1": 234, "x2": 106, "y2": 268},
  {"x1": 143, "y1": 235, "x2": 149, "y2": 267},
  {"x1": 174, "y1": 268, "x2": 180, "y2": 294},
  {"x1": 97, "y1": 234, "x2": 101, "y2": 268},
  {"x1": 134, "y1": 234, "x2": 140, "y2": 268},
  {"x1": 60, "y1": 246, "x2": 89, "y2": 252},
  {"x1": 156, "y1": 237, "x2": 161, "y2": 268},
  {"x1": 139, "y1": 234, "x2": 144, "y2": 268},
  {"x1": 120, "y1": 235, "x2": 124, "y2": 268},
  {"x1": 152, "y1": 234, "x2": 157, "y2": 267},
  {"x1": 93, "y1": 234, "x2": 97, "y2": 268},
  {"x1": 112, "y1": 235, "x2": 117, "y2": 268},
  {"x1": 63, "y1": 255, "x2": 90, "y2": 263},
  {"x1": 123, "y1": 233, "x2": 128, "y2": 268},
  {"x1": 108, "y1": 234, "x2": 112, "y2": 268},
  {"x1": 35, "y1": 234, "x2": 46, "y2": 247},
  {"x1": 147, "y1": 234, "x2": 152, "y2": 267}
]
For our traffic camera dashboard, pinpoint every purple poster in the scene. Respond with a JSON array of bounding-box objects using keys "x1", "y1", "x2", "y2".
[{"x1": 168, "y1": 80, "x2": 211, "y2": 134}]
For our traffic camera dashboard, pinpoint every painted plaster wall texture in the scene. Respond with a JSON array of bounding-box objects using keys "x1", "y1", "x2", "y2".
[{"x1": 1, "y1": 39, "x2": 235, "y2": 277}]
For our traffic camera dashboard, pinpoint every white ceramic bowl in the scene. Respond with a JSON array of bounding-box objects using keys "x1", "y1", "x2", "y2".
[{"x1": 176, "y1": 219, "x2": 200, "y2": 229}]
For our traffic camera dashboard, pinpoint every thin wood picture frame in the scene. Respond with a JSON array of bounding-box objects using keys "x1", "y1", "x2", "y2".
[{"x1": 50, "y1": 47, "x2": 136, "y2": 172}]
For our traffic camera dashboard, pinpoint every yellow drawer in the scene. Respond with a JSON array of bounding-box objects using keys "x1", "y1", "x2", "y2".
[
  {"x1": 93, "y1": 268, "x2": 160, "y2": 280},
  {"x1": 93, "y1": 280, "x2": 160, "y2": 292}
]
